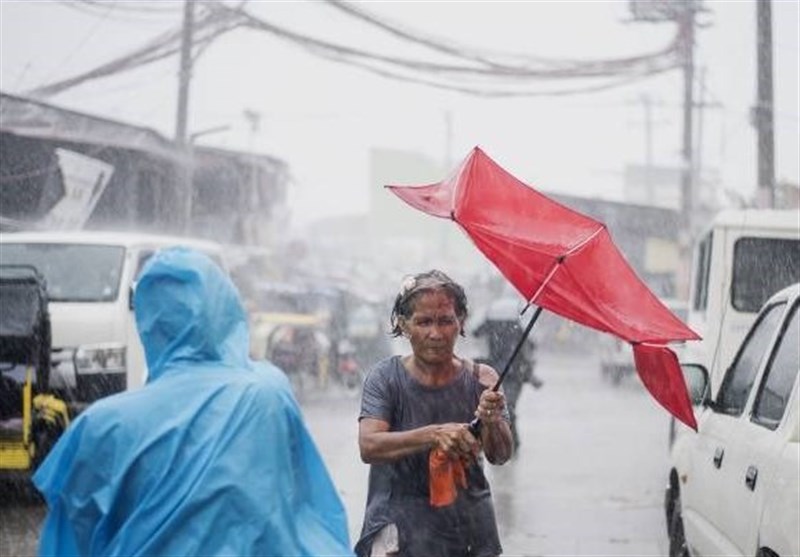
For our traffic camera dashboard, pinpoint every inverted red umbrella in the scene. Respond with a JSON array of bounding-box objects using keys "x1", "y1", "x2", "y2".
[{"x1": 387, "y1": 146, "x2": 701, "y2": 430}]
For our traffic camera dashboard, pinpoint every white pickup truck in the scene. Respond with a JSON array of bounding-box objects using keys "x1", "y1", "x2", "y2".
[{"x1": 666, "y1": 283, "x2": 799, "y2": 557}]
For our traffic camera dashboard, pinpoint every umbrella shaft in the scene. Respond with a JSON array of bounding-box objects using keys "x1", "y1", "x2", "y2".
[
  {"x1": 470, "y1": 305, "x2": 544, "y2": 437},
  {"x1": 494, "y1": 305, "x2": 543, "y2": 392}
]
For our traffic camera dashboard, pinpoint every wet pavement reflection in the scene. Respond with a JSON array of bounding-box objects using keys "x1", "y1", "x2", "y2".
[{"x1": 1, "y1": 350, "x2": 670, "y2": 556}]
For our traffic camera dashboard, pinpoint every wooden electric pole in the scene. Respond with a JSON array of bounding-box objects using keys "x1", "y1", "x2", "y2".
[
  {"x1": 754, "y1": 0, "x2": 775, "y2": 208},
  {"x1": 679, "y1": 1, "x2": 696, "y2": 234},
  {"x1": 176, "y1": 0, "x2": 195, "y2": 232},
  {"x1": 176, "y1": 0, "x2": 194, "y2": 147},
  {"x1": 627, "y1": 0, "x2": 702, "y2": 298}
]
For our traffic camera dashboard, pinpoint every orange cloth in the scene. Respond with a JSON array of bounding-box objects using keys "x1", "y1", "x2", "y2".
[{"x1": 429, "y1": 448, "x2": 467, "y2": 507}]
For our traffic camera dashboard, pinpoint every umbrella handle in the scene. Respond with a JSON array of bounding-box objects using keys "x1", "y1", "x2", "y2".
[{"x1": 469, "y1": 305, "x2": 544, "y2": 437}]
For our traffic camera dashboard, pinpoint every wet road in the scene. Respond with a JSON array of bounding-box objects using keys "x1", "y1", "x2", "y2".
[
  {"x1": 1, "y1": 350, "x2": 671, "y2": 556},
  {"x1": 306, "y1": 350, "x2": 672, "y2": 556},
  {"x1": 485, "y1": 351, "x2": 671, "y2": 556}
]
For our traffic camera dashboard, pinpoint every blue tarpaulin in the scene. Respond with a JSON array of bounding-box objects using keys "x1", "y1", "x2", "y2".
[{"x1": 33, "y1": 247, "x2": 353, "y2": 556}]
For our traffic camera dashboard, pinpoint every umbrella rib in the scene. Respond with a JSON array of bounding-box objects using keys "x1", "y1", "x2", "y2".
[
  {"x1": 526, "y1": 225, "x2": 604, "y2": 307},
  {"x1": 565, "y1": 225, "x2": 604, "y2": 256},
  {"x1": 527, "y1": 259, "x2": 561, "y2": 306}
]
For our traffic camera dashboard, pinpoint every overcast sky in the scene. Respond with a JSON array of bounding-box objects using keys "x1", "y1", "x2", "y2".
[{"x1": 1, "y1": 1, "x2": 798, "y2": 226}]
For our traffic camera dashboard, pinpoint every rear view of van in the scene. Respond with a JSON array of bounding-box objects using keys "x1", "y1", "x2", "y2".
[
  {"x1": 0, "y1": 231, "x2": 227, "y2": 411},
  {"x1": 685, "y1": 209, "x2": 800, "y2": 395}
]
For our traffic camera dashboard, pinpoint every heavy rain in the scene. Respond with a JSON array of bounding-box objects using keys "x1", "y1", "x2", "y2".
[{"x1": 1, "y1": 1, "x2": 799, "y2": 556}]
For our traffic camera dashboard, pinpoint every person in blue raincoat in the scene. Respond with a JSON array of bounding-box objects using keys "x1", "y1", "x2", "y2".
[{"x1": 33, "y1": 247, "x2": 353, "y2": 557}]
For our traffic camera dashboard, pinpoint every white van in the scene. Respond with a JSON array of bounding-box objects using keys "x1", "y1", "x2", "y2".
[
  {"x1": 685, "y1": 209, "x2": 799, "y2": 395},
  {"x1": 0, "y1": 230, "x2": 227, "y2": 408}
]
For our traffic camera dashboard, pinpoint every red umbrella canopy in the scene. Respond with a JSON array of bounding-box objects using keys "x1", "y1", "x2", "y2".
[{"x1": 387, "y1": 147, "x2": 701, "y2": 430}]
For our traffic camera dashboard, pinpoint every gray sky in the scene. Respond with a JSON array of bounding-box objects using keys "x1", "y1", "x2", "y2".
[{"x1": 1, "y1": 1, "x2": 798, "y2": 225}]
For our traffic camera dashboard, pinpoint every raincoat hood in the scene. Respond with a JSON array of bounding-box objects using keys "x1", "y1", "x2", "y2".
[
  {"x1": 33, "y1": 247, "x2": 352, "y2": 557},
  {"x1": 134, "y1": 247, "x2": 249, "y2": 382}
]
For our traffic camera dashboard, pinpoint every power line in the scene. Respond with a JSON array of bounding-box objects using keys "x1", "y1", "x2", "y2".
[
  {"x1": 221, "y1": 2, "x2": 679, "y2": 95},
  {"x1": 26, "y1": 5, "x2": 242, "y2": 98},
  {"x1": 26, "y1": 0, "x2": 683, "y2": 100},
  {"x1": 225, "y1": 3, "x2": 679, "y2": 80},
  {"x1": 324, "y1": 0, "x2": 680, "y2": 75},
  {"x1": 311, "y1": 46, "x2": 675, "y2": 98},
  {"x1": 56, "y1": 0, "x2": 182, "y2": 24}
]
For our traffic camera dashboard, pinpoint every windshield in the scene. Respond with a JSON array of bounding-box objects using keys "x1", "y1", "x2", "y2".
[{"x1": 0, "y1": 243, "x2": 125, "y2": 302}]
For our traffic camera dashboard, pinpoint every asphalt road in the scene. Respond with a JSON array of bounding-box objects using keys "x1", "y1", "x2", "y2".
[
  {"x1": 1, "y1": 350, "x2": 672, "y2": 557},
  {"x1": 305, "y1": 350, "x2": 672, "y2": 556}
]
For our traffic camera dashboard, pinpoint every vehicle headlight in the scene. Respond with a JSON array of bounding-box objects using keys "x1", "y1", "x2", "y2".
[{"x1": 74, "y1": 344, "x2": 126, "y2": 375}]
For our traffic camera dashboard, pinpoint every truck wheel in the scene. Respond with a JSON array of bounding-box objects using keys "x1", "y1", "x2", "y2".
[{"x1": 668, "y1": 489, "x2": 689, "y2": 557}]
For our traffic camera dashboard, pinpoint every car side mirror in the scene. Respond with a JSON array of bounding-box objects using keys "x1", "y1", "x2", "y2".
[{"x1": 681, "y1": 363, "x2": 710, "y2": 406}]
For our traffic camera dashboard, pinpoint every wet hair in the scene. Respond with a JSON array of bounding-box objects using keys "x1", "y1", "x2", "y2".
[{"x1": 390, "y1": 269, "x2": 468, "y2": 337}]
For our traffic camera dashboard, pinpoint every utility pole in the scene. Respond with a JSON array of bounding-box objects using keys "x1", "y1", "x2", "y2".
[
  {"x1": 243, "y1": 109, "x2": 262, "y2": 245},
  {"x1": 443, "y1": 109, "x2": 454, "y2": 171},
  {"x1": 678, "y1": 1, "x2": 696, "y2": 236},
  {"x1": 754, "y1": 0, "x2": 775, "y2": 208},
  {"x1": 441, "y1": 110, "x2": 454, "y2": 262},
  {"x1": 176, "y1": 0, "x2": 195, "y2": 232},
  {"x1": 175, "y1": 0, "x2": 194, "y2": 147},
  {"x1": 628, "y1": 0, "x2": 701, "y2": 299},
  {"x1": 695, "y1": 67, "x2": 706, "y2": 209},
  {"x1": 641, "y1": 93, "x2": 654, "y2": 202}
]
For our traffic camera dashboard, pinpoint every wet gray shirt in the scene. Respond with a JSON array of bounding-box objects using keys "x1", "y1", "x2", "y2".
[{"x1": 354, "y1": 355, "x2": 505, "y2": 557}]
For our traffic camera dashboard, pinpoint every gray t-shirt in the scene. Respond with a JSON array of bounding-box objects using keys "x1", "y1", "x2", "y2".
[{"x1": 354, "y1": 355, "x2": 505, "y2": 557}]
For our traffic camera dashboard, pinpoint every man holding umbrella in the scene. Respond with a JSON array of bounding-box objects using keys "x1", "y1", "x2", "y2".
[
  {"x1": 355, "y1": 270, "x2": 513, "y2": 557},
  {"x1": 387, "y1": 147, "x2": 700, "y2": 432}
]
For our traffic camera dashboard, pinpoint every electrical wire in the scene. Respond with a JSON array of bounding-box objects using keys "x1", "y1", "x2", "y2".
[
  {"x1": 310, "y1": 47, "x2": 676, "y2": 98},
  {"x1": 44, "y1": 1, "x2": 116, "y2": 87},
  {"x1": 26, "y1": 6, "x2": 243, "y2": 98},
  {"x1": 222, "y1": 2, "x2": 680, "y2": 96},
  {"x1": 26, "y1": 0, "x2": 683, "y2": 100},
  {"x1": 56, "y1": 0, "x2": 182, "y2": 24},
  {"x1": 76, "y1": 0, "x2": 182, "y2": 13},
  {"x1": 225, "y1": 3, "x2": 679, "y2": 81},
  {"x1": 323, "y1": 0, "x2": 680, "y2": 73}
]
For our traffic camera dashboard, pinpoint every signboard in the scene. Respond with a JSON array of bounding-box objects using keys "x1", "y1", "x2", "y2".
[{"x1": 41, "y1": 148, "x2": 114, "y2": 230}]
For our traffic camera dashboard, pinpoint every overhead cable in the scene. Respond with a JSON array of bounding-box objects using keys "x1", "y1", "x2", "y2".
[
  {"x1": 221, "y1": 3, "x2": 679, "y2": 81},
  {"x1": 27, "y1": 0, "x2": 681, "y2": 99},
  {"x1": 214, "y1": 2, "x2": 679, "y2": 96},
  {"x1": 26, "y1": 6, "x2": 242, "y2": 98},
  {"x1": 323, "y1": 0, "x2": 679, "y2": 73}
]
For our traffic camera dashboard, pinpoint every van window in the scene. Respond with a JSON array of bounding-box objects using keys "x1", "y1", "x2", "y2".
[
  {"x1": 0, "y1": 243, "x2": 125, "y2": 302},
  {"x1": 693, "y1": 231, "x2": 712, "y2": 311},
  {"x1": 752, "y1": 302, "x2": 799, "y2": 429},
  {"x1": 715, "y1": 301, "x2": 786, "y2": 416},
  {"x1": 732, "y1": 238, "x2": 800, "y2": 312}
]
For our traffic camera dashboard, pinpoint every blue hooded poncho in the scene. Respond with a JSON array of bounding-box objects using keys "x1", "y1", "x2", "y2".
[{"x1": 33, "y1": 247, "x2": 353, "y2": 557}]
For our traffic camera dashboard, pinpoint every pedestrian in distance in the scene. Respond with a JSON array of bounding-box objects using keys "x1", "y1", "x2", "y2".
[
  {"x1": 473, "y1": 299, "x2": 543, "y2": 452},
  {"x1": 355, "y1": 270, "x2": 513, "y2": 557},
  {"x1": 33, "y1": 247, "x2": 352, "y2": 557}
]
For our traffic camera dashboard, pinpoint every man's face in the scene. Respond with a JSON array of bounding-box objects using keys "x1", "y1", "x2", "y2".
[{"x1": 401, "y1": 289, "x2": 462, "y2": 366}]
